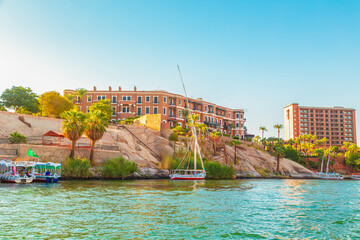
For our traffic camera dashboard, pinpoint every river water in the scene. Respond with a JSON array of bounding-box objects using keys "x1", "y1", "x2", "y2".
[{"x1": 0, "y1": 179, "x2": 359, "y2": 239}]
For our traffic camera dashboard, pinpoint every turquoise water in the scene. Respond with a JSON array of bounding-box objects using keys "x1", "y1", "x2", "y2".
[{"x1": 0, "y1": 179, "x2": 359, "y2": 239}]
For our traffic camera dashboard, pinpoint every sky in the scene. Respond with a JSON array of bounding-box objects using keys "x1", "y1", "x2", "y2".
[{"x1": 0, "y1": 0, "x2": 360, "y2": 139}]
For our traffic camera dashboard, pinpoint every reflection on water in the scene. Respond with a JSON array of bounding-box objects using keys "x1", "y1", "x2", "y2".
[{"x1": 0, "y1": 179, "x2": 360, "y2": 239}]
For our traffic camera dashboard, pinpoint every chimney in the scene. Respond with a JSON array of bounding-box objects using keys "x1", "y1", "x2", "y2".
[
  {"x1": 93, "y1": 86, "x2": 97, "y2": 91},
  {"x1": 134, "y1": 86, "x2": 137, "y2": 91},
  {"x1": 119, "y1": 86, "x2": 122, "y2": 91},
  {"x1": 109, "y1": 86, "x2": 112, "y2": 91}
]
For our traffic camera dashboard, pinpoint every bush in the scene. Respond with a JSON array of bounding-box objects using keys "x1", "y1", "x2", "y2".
[
  {"x1": 232, "y1": 136, "x2": 239, "y2": 140},
  {"x1": 101, "y1": 156, "x2": 137, "y2": 178},
  {"x1": 169, "y1": 132, "x2": 178, "y2": 142},
  {"x1": 62, "y1": 157, "x2": 92, "y2": 178},
  {"x1": 222, "y1": 134, "x2": 230, "y2": 137},
  {"x1": 9, "y1": 132, "x2": 27, "y2": 144},
  {"x1": 204, "y1": 160, "x2": 235, "y2": 179},
  {"x1": 245, "y1": 137, "x2": 252, "y2": 142},
  {"x1": 308, "y1": 160, "x2": 319, "y2": 168}
]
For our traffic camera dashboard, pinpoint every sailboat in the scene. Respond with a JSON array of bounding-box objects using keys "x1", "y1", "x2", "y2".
[
  {"x1": 169, "y1": 66, "x2": 206, "y2": 180},
  {"x1": 316, "y1": 148, "x2": 343, "y2": 180}
]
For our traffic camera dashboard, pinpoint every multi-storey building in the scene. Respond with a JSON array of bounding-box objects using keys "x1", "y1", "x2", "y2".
[
  {"x1": 64, "y1": 86, "x2": 246, "y2": 138},
  {"x1": 284, "y1": 103, "x2": 357, "y2": 146}
]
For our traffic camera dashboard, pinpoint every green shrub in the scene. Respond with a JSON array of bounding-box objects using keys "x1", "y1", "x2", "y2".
[
  {"x1": 101, "y1": 156, "x2": 137, "y2": 178},
  {"x1": 233, "y1": 136, "x2": 240, "y2": 140},
  {"x1": 169, "y1": 132, "x2": 178, "y2": 142},
  {"x1": 9, "y1": 132, "x2": 27, "y2": 144},
  {"x1": 222, "y1": 134, "x2": 230, "y2": 137},
  {"x1": 204, "y1": 160, "x2": 235, "y2": 179},
  {"x1": 308, "y1": 160, "x2": 319, "y2": 168},
  {"x1": 62, "y1": 157, "x2": 92, "y2": 178},
  {"x1": 245, "y1": 137, "x2": 252, "y2": 142}
]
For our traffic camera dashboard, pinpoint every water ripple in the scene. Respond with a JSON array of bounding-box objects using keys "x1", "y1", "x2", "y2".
[{"x1": 0, "y1": 179, "x2": 359, "y2": 239}]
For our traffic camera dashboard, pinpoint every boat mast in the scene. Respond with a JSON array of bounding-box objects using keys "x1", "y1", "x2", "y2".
[
  {"x1": 326, "y1": 148, "x2": 331, "y2": 174},
  {"x1": 177, "y1": 65, "x2": 203, "y2": 171},
  {"x1": 320, "y1": 155, "x2": 324, "y2": 173}
]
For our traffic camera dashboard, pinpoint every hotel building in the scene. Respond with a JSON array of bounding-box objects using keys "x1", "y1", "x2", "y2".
[
  {"x1": 64, "y1": 86, "x2": 246, "y2": 138},
  {"x1": 284, "y1": 103, "x2": 357, "y2": 146}
]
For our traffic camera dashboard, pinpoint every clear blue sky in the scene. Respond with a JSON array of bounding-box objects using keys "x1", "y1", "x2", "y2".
[{"x1": 0, "y1": 0, "x2": 359, "y2": 139}]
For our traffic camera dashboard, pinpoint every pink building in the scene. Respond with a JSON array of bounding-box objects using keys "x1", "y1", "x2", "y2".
[
  {"x1": 64, "y1": 86, "x2": 246, "y2": 138},
  {"x1": 284, "y1": 103, "x2": 357, "y2": 146}
]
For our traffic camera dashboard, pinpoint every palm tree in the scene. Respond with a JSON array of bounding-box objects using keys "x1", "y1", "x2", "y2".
[
  {"x1": 180, "y1": 109, "x2": 189, "y2": 127},
  {"x1": 287, "y1": 139, "x2": 295, "y2": 149},
  {"x1": 84, "y1": 110, "x2": 108, "y2": 164},
  {"x1": 273, "y1": 124, "x2": 283, "y2": 140},
  {"x1": 273, "y1": 145, "x2": 285, "y2": 172},
  {"x1": 259, "y1": 126, "x2": 268, "y2": 139},
  {"x1": 76, "y1": 88, "x2": 88, "y2": 102},
  {"x1": 60, "y1": 110, "x2": 86, "y2": 158},
  {"x1": 254, "y1": 135, "x2": 260, "y2": 144},
  {"x1": 210, "y1": 131, "x2": 220, "y2": 155}
]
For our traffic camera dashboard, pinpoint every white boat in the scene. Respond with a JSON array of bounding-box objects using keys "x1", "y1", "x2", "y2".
[
  {"x1": 0, "y1": 160, "x2": 34, "y2": 184},
  {"x1": 170, "y1": 66, "x2": 206, "y2": 180},
  {"x1": 33, "y1": 162, "x2": 61, "y2": 183},
  {"x1": 317, "y1": 172, "x2": 344, "y2": 180},
  {"x1": 316, "y1": 149, "x2": 343, "y2": 180},
  {"x1": 350, "y1": 174, "x2": 360, "y2": 180}
]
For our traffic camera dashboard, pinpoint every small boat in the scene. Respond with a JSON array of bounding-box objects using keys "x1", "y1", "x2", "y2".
[
  {"x1": 0, "y1": 160, "x2": 34, "y2": 184},
  {"x1": 33, "y1": 162, "x2": 61, "y2": 183},
  {"x1": 350, "y1": 174, "x2": 360, "y2": 180},
  {"x1": 316, "y1": 147, "x2": 343, "y2": 180},
  {"x1": 317, "y1": 172, "x2": 344, "y2": 180},
  {"x1": 170, "y1": 66, "x2": 206, "y2": 180}
]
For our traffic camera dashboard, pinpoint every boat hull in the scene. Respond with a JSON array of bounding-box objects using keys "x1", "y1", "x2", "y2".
[{"x1": 170, "y1": 176, "x2": 205, "y2": 180}]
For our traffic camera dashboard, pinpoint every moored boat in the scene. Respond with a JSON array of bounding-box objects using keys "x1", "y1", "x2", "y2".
[
  {"x1": 170, "y1": 66, "x2": 206, "y2": 180},
  {"x1": 350, "y1": 173, "x2": 360, "y2": 180},
  {"x1": 0, "y1": 160, "x2": 34, "y2": 184},
  {"x1": 33, "y1": 162, "x2": 61, "y2": 183}
]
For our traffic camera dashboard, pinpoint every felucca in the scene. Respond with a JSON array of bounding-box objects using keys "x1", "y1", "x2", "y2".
[{"x1": 169, "y1": 66, "x2": 206, "y2": 180}]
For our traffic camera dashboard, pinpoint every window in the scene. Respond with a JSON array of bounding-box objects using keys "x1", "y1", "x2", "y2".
[
  {"x1": 145, "y1": 107, "x2": 150, "y2": 114},
  {"x1": 122, "y1": 96, "x2": 131, "y2": 101},
  {"x1": 163, "y1": 107, "x2": 167, "y2": 115},
  {"x1": 179, "y1": 110, "x2": 182, "y2": 117},
  {"x1": 122, "y1": 96, "x2": 126, "y2": 101},
  {"x1": 154, "y1": 96, "x2": 158, "y2": 104},
  {"x1": 145, "y1": 96, "x2": 150, "y2": 102},
  {"x1": 112, "y1": 106, "x2": 116, "y2": 116},
  {"x1": 229, "y1": 113, "x2": 231, "y2": 118},
  {"x1": 137, "y1": 107, "x2": 142, "y2": 116},
  {"x1": 97, "y1": 95, "x2": 106, "y2": 100},
  {"x1": 153, "y1": 107, "x2": 158, "y2": 114},
  {"x1": 179, "y1": 100, "x2": 182, "y2": 105},
  {"x1": 127, "y1": 96, "x2": 131, "y2": 101},
  {"x1": 236, "y1": 113, "x2": 239, "y2": 119},
  {"x1": 86, "y1": 106, "x2": 89, "y2": 113},
  {"x1": 236, "y1": 122, "x2": 239, "y2": 128},
  {"x1": 76, "y1": 96, "x2": 80, "y2": 103},
  {"x1": 205, "y1": 116, "x2": 208, "y2": 122},
  {"x1": 205, "y1": 106, "x2": 207, "y2": 112},
  {"x1": 122, "y1": 107, "x2": 129, "y2": 113},
  {"x1": 220, "y1": 120, "x2": 222, "y2": 125},
  {"x1": 87, "y1": 96, "x2": 92, "y2": 102},
  {"x1": 241, "y1": 113, "x2": 243, "y2": 118},
  {"x1": 137, "y1": 96, "x2": 142, "y2": 103},
  {"x1": 163, "y1": 97, "x2": 167, "y2": 103},
  {"x1": 112, "y1": 96, "x2": 117, "y2": 104}
]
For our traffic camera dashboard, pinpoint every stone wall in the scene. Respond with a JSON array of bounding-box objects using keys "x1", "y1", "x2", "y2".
[{"x1": 0, "y1": 143, "x2": 123, "y2": 165}]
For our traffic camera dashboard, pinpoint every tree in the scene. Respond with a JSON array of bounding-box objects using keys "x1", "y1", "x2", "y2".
[
  {"x1": 76, "y1": 88, "x2": 87, "y2": 100},
  {"x1": 210, "y1": 131, "x2": 220, "y2": 155},
  {"x1": 259, "y1": 126, "x2": 268, "y2": 139},
  {"x1": 84, "y1": 110, "x2": 108, "y2": 163},
  {"x1": 273, "y1": 124, "x2": 283, "y2": 140},
  {"x1": 254, "y1": 135, "x2": 260, "y2": 144},
  {"x1": 88, "y1": 99, "x2": 112, "y2": 121},
  {"x1": 61, "y1": 110, "x2": 86, "y2": 158},
  {"x1": 273, "y1": 145, "x2": 286, "y2": 172},
  {"x1": 0, "y1": 86, "x2": 39, "y2": 113},
  {"x1": 196, "y1": 123, "x2": 207, "y2": 140},
  {"x1": 180, "y1": 109, "x2": 190, "y2": 127},
  {"x1": 287, "y1": 139, "x2": 295, "y2": 148},
  {"x1": 39, "y1": 91, "x2": 74, "y2": 117}
]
